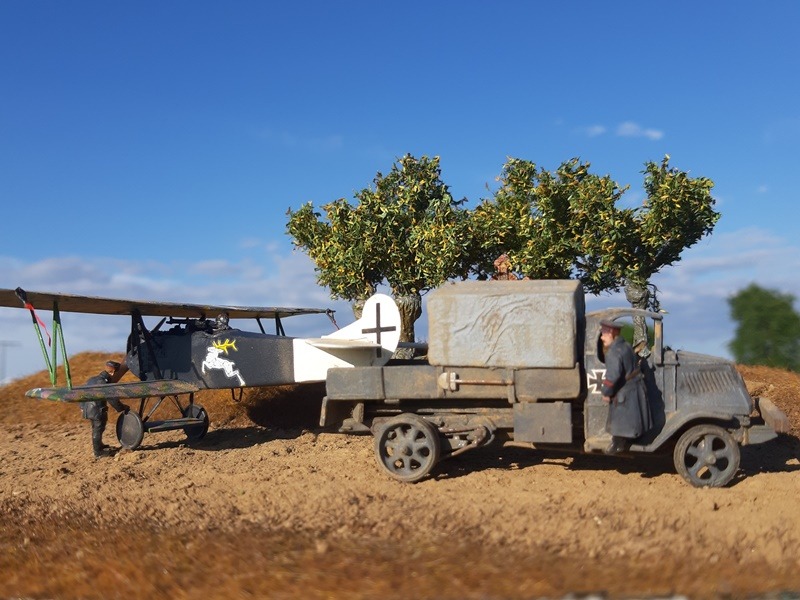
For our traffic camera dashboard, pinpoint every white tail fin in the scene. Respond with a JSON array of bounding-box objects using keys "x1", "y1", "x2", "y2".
[{"x1": 293, "y1": 293, "x2": 401, "y2": 382}]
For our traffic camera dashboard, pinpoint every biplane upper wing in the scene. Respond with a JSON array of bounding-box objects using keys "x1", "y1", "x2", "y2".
[
  {"x1": 26, "y1": 380, "x2": 201, "y2": 402},
  {"x1": 0, "y1": 288, "x2": 330, "y2": 319}
]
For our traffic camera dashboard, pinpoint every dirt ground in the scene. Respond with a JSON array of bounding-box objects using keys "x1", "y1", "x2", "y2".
[{"x1": 1, "y1": 353, "x2": 799, "y2": 599}]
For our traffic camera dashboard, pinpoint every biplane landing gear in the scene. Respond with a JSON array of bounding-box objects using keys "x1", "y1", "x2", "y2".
[
  {"x1": 181, "y1": 403, "x2": 209, "y2": 441},
  {"x1": 114, "y1": 396, "x2": 209, "y2": 450},
  {"x1": 374, "y1": 413, "x2": 441, "y2": 483},
  {"x1": 116, "y1": 411, "x2": 145, "y2": 450}
]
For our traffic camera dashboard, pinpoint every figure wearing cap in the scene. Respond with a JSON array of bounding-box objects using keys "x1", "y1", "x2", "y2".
[
  {"x1": 599, "y1": 320, "x2": 653, "y2": 454},
  {"x1": 81, "y1": 359, "x2": 130, "y2": 458}
]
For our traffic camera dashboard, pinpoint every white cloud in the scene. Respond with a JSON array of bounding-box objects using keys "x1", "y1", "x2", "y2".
[
  {"x1": 0, "y1": 252, "x2": 350, "y2": 381},
  {"x1": 3, "y1": 228, "x2": 798, "y2": 381},
  {"x1": 238, "y1": 237, "x2": 264, "y2": 250},
  {"x1": 575, "y1": 121, "x2": 664, "y2": 141},
  {"x1": 585, "y1": 125, "x2": 607, "y2": 137},
  {"x1": 616, "y1": 121, "x2": 664, "y2": 141},
  {"x1": 599, "y1": 230, "x2": 800, "y2": 359}
]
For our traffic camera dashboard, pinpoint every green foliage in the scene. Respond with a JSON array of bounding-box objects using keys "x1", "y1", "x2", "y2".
[
  {"x1": 287, "y1": 153, "x2": 719, "y2": 349},
  {"x1": 728, "y1": 284, "x2": 800, "y2": 371},
  {"x1": 629, "y1": 156, "x2": 720, "y2": 289},
  {"x1": 471, "y1": 158, "x2": 628, "y2": 291},
  {"x1": 286, "y1": 200, "x2": 383, "y2": 300},
  {"x1": 469, "y1": 155, "x2": 719, "y2": 299},
  {"x1": 286, "y1": 154, "x2": 472, "y2": 300}
]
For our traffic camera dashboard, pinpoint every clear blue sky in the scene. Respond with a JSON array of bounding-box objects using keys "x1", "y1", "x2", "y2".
[{"x1": 1, "y1": 1, "x2": 799, "y2": 380}]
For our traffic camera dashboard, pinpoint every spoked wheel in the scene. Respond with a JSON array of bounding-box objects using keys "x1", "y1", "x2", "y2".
[
  {"x1": 116, "y1": 411, "x2": 145, "y2": 450},
  {"x1": 374, "y1": 413, "x2": 441, "y2": 483},
  {"x1": 673, "y1": 424, "x2": 740, "y2": 488},
  {"x1": 182, "y1": 403, "x2": 209, "y2": 441}
]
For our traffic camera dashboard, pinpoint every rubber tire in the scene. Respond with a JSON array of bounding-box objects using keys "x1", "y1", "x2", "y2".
[
  {"x1": 116, "y1": 411, "x2": 145, "y2": 450},
  {"x1": 673, "y1": 424, "x2": 740, "y2": 488},
  {"x1": 182, "y1": 403, "x2": 209, "y2": 441},
  {"x1": 374, "y1": 413, "x2": 441, "y2": 483}
]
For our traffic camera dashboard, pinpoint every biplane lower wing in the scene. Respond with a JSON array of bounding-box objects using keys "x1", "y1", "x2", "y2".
[{"x1": 25, "y1": 380, "x2": 200, "y2": 402}]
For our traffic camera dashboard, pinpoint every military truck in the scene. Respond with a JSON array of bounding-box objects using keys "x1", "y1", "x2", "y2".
[{"x1": 320, "y1": 280, "x2": 789, "y2": 487}]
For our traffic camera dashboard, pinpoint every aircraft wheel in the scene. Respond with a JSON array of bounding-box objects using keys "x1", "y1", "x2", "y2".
[
  {"x1": 182, "y1": 403, "x2": 209, "y2": 441},
  {"x1": 673, "y1": 424, "x2": 740, "y2": 488},
  {"x1": 374, "y1": 413, "x2": 440, "y2": 483},
  {"x1": 116, "y1": 411, "x2": 145, "y2": 450}
]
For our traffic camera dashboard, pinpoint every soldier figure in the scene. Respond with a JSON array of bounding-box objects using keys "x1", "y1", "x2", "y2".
[
  {"x1": 81, "y1": 360, "x2": 129, "y2": 458},
  {"x1": 492, "y1": 254, "x2": 516, "y2": 280},
  {"x1": 600, "y1": 320, "x2": 653, "y2": 454},
  {"x1": 491, "y1": 254, "x2": 529, "y2": 281}
]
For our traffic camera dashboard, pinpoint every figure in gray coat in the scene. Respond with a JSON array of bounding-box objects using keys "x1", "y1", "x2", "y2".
[
  {"x1": 81, "y1": 360, "x2": 129, "y2": 458},
  {"x1": 600, "y1": 320, "x2": 653, "y2": 454}
]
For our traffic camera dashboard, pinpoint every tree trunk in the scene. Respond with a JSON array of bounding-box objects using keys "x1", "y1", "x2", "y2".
[
  {"x1": 625, "y1": 281, "x2": 651, "y2": 357},
  {"x1": 351, "y1": 298, "x2": 366, "y2": 320},
  {"x1": 393, "y1": 292, "x2": 422, "y2": 359}
]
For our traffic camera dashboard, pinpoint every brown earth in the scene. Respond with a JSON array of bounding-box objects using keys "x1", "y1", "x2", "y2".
[{"x1": 1, "y1": 353, "x2": 799, "y2": 599}]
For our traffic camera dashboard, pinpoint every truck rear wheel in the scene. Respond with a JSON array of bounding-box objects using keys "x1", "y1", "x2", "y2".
[
  {"x1": 673, "y1": 424, "x2": 740, "y2": 488},
  {"x1": 374, "y1": 414, "x2": 441, "y2": 483}
]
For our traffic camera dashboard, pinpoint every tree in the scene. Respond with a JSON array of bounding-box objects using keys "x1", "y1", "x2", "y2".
[
  {"x1": 470, "y1": 156, "x2": 720, "y2": 351},
  {"x1": 286, "y1": 154, "x2": 472, "y2": 347},
  {"x1": 617, "y1": 157, "x2": 720, "y2": 349},
  {"x1": 470, "y1": 157, "x2": 627, "y2": 292},
  {"x1": 728, "y1": 284, "x2": 800, "y2": 371}
]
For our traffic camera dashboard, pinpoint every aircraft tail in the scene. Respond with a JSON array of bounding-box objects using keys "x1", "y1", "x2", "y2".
[{"x1": 293, "y1": 294, "x2": 402, "y2": 382}]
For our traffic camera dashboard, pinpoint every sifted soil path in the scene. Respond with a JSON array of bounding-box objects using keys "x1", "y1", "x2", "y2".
[{"x1": 1, "y1": 354, "x2": 799, "y2": 599}]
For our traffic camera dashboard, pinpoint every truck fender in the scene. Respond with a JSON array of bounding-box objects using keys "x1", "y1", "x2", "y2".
[{"x1": 640, "y1": 410, "x2": 742, "y2": 452}]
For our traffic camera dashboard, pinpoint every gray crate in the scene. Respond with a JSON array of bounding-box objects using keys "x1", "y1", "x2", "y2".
[{"x1": 427, "y1": 280, "x2": 584, "y2": 369}]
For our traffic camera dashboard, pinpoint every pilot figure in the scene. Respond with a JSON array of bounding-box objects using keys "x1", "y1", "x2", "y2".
[
  {"x1": 81, "y1": 360, "x2": 129, "y2": 458},
  {"x1": 600, "y1": 320, "x2": 653, "y2": 454}
]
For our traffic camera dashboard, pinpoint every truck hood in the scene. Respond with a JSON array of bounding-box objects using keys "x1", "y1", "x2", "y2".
[
  {"x1": 673, "y1": 349, "x2": 736, "y2": 365},
  {"x1": 669, "y1": 349, "x2": 752, "y2": 414}
]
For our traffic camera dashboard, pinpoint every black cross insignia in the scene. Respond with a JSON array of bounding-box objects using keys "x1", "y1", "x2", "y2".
[
  {"x1": 587, "y1": 369, "x2": 606, "y2": 394},
  {"x1": 361, "y1": 303, "x2": 397, "y2": 358}
]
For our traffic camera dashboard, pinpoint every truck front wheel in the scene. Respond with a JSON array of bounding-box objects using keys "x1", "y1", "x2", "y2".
[
  {"x1": 374, "y1": 414, "x2": 441, "y2": 483},
  {"x1": 673, "y1": 424, "x2": 740, "y2": 488}
]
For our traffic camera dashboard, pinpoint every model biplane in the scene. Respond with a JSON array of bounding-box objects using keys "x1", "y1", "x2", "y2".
[{"x1": 0, "y1": 287, "x2": 401, "y2": 450}]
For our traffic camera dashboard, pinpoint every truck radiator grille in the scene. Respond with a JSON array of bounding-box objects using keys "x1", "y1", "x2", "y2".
[{"x1": 679, "y1": 368, "x2": 739, "y2": 395}]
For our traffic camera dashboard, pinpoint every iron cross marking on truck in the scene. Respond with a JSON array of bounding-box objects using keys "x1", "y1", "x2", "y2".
[
  {"x1": 586, "y1": 369, "x2": 606, "y2": 394},
  {"x1": 361, "y1": 303, "x2": 397, "y2": 358}
]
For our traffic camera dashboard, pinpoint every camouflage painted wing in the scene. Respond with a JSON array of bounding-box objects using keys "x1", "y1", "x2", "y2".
[{"x1": 25, "y1": 380, "x2": 200, "y2": 402}]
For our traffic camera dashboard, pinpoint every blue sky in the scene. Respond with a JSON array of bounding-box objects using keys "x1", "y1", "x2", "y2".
[{"x1": 1, "y1": 1, "x2": 799, "y2": 381}]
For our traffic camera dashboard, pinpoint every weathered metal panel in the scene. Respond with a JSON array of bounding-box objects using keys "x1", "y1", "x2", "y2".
[
  {"x1": 514, "y1": 366, "x2": 581, "y2": 401},
  {"x1": 325, "y1": 367, "x2": 385, "y2": 400},
  {"x1": 427, "y1": 280, "x2": 583, "y2": 369},
  {"x1": 513, "y1": 401, "x2": 572, "y2": 443},
  {"x1": 383, "y1": 366, "x2": 441, "y2": 399},
  {"x1": 675, "y1": 356, "x2": 752, "y2": 414}
]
